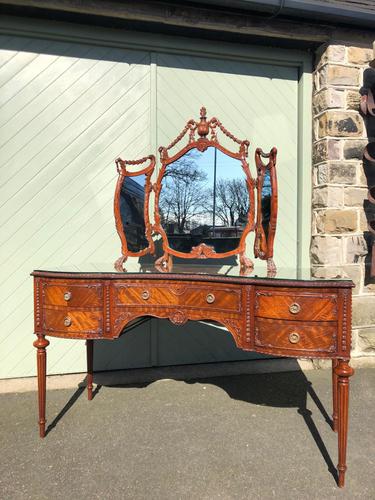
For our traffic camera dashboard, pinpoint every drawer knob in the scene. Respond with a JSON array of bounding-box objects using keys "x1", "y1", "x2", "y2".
[
  {"x1": 289, "y1": 302, "x2": 301, "y2": 314},
  {"x1": 289, "y1": 332, "x2": 300, "y2": 344},
  {"x1": 206, "y1": 293, "x2": 215, "y2": 304},
  {"x1": 64, "y1": 316, "x2": 72, "y2": 327},
  {"x1": 64, "y1": 291, "x2": 72, "y2": 301},
  {"x1": 141, "y1": 290, "x2": 150, "y2": 300}
]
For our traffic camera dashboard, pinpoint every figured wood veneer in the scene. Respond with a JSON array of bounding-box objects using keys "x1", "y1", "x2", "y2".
[
  {"x1": 43, "y1": 309, "x2": 103, "y2": 335},
  {"x1": 43, "y1": 282, "x2": 103, "y2": 308},
  {"x1": 35, "y1": 276, "x2": 352, "y2": 358},
  {"x1": 32, "y1": 271, "x2": 354, "y2": 488},
  {"x1": 255, "y1": 318, "x2": 337, "y2": 353},
  {"x1": 255, "y1": 289, "x2": 338, "y2": 322},
  {"x1": 114, "y1": 282, "x2": 241, "y2": 313}
]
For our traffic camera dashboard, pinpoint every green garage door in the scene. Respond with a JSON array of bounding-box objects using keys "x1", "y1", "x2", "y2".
[
  {"x1": 0, "y1": 21, "x2": 310, "y2": 378},
  {"x1": 154, "y1": 53, "x2": 299, "y2": 366}
]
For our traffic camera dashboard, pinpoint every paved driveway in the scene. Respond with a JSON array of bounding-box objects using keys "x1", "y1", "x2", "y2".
[{"x1": 0, "y1": 368, "x2": 374, "y2": 499}]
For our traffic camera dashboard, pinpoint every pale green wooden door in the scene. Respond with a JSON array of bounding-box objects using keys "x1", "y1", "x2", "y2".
[
  {"x1": 154, "y1": 53, "x2": 299, "y2": 366},
  {"x1": 0, "y1": 29, "x2": 302, "y2": 378},
  {"x1": 0, "y1": 35, "x2": 153, "y2": 377}
]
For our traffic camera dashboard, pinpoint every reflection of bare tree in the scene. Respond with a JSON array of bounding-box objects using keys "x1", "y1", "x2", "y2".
[
  {"x1": 215, "y1": 179, "x2": 249, "y2": 226},
  {"x1": 160, "y1": 159, "x2": 208, "y2": 233}
]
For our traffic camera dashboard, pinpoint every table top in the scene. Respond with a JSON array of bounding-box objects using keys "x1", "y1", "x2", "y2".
[{"x1": 32, "y1": 263, "x2": 354, "y2": 287}]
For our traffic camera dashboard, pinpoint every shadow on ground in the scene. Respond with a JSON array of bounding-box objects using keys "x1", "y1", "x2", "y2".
[{"x1": 49, "y1": 365, "x2": 338, "y2": 482}]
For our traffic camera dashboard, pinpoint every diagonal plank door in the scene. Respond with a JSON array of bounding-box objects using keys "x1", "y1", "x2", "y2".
[
  {"x1": 0, "y1": 33, "x2": 301, "y2": 377},
  {"x1": 0, "y1": 36, "x2": 152, "y2": 378},
  {"x1": 155, "y1": 52, "x2": 299, "y2": 366}
]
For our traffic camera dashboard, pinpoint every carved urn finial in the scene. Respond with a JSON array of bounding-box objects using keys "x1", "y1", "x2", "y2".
[{"x1": 197, "y1": 106, "x2": 209, "y2": 137}]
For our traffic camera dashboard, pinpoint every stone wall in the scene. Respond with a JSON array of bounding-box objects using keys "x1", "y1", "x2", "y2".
[{"x1": 312, "y1": 43, "x2": 375, "y2": 359}]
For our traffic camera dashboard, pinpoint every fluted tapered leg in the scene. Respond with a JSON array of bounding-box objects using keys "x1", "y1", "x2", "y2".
[
  {"x1": 332, "y1": 359, "x2": 338, "y2": 432},
  {"x1": 334, "y1": 359, "x2": 354, "y2": 488},
  {"x1": 86, "y1": 340, "x2": 94, "y2": 401},
  {"x1": 33, "y1": 334, "x2": 50, "y2": 438}
]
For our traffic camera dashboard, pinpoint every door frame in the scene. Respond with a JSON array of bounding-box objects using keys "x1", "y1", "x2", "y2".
[
  {"x1": 0, "y1": 14, "x2": 312, "y2": 270},
  {"x1": 0, "y1": 16, "x2": 312, "y2": 368}
]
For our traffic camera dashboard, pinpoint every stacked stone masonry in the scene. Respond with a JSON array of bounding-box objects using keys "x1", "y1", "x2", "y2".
[{"x1": 312, "y1": 43, "x2": 375, "y2": 357}]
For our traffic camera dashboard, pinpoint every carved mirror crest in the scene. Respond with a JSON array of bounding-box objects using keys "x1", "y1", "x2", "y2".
[
  {"x1": 114, "y1": 155, "x2": 155, "y2": 271},
  {"x1": 153, "y1": 107, "x2": 255, "y2": 273}
]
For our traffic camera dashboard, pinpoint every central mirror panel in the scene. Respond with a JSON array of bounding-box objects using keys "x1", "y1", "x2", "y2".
[{"x1": 159, "y1": 147, "x2": 249, "y2": 254}]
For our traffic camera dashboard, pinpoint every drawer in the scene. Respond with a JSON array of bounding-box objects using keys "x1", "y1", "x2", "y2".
[
  {"x1": 43, "y1": 309, "x2": 103, "y2": 334},
  {"x1": 114, "y1": 283, "x2": 241, "y2": 312},
  {"x1": 254, "y1": 289, "x2": 337, "y2": 321},
  {"x1": 42, "y1": 282, "x2": 103, "y2": 308},
  {"x1": 255, "y1": 318, "x2": 336, "y2": 353}
]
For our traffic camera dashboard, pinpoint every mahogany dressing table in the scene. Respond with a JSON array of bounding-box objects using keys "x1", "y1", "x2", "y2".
[{"x1": 32, "y1": 108, "x2": 354, "y2": 488}]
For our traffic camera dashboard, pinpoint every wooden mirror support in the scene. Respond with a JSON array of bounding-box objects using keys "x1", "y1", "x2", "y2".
[
  {"x1": 114, "y1": 155, "x2": 155, "y2": 271},
  {"x1": 113, "y1": 107, "x2": 278, "y2": 274},
  {"x1": 254, "y1": 147, "x2": 278, "y2": 276}
]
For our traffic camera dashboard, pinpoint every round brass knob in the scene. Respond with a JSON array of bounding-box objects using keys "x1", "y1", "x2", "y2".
[
  {"x1": 289, "y1": 332, "x2": 300, "y2": 344},
  {"x1": 141, "y1": 290, "x2": 150, "y2": 300},
  {"x1": 206, "y1": 293, "x2": 215, "y2": 304},
  {"x1": 289, "y1": 302, "x2": 301, "y2": 314},
  {"x1": 64, "y1": 317, "x2": 72, "y2": 327},
  {"x1": 64, "y1": 291, "x2": 72, "y2": 301}
]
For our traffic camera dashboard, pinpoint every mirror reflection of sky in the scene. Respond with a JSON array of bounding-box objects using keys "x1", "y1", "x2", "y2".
[
  {"x1": 127, "y1": 147, "x2": 247, "y2": 184},
  {"x1": 120, "y1": 147, "x2": 272, "y2": 255},
  {"x1": 172, "y1": 147, "x2": 271, "y2": 196},
  {"x1": 181, "y1": 147, "x2": 242, "y2": 182},
  {"x1": 127, "y1": 148, "x2": 270, "y2": 198},
  {"x1": 132, "y1": 173, "x2": 146, "y2": 187}
]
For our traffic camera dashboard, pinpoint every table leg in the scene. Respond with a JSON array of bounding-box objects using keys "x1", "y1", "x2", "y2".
[
  {"x1": 332, "y1": 359, "x2": 338, "y2": 432},
  {"x1": 334, "y1": 359, "x2": 354, "y2": 488},
  {"x1": 33, "y1": 333, "x2": 50, "y2": 438},
  {"x1": 86, "y1": 340, "x2": 94, "y2": 401}
]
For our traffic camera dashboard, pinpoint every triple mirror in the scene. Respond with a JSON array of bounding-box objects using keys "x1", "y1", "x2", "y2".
[{"x1": 114, "y1": 107, "x2": 278, "y2": 274}]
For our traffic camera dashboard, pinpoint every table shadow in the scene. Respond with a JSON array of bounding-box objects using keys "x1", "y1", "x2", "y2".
[
  {"x1": 184, "y1": 369, "x2": 338, "y2": 483},
  {"x1": 46, "y1": 364, "x2": 338, "y2": 484}
]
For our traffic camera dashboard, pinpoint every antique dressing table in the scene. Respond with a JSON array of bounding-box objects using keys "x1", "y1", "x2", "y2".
[{"x1": 32, "y1": 108, "x2": 354, "y2": 488}]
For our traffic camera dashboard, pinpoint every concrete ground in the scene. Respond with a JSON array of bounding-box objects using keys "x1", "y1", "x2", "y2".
[{"x1": 0, "y1": 368, "x2": 374, "y2": 500}]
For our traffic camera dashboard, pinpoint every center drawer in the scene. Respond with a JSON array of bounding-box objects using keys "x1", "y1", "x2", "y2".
[
  {"x1": 114, "y1": 282, "x2": 241, "y2": 312},
  {"x1": 255, "y1": 289, "x2": 338, "y2": 322}
]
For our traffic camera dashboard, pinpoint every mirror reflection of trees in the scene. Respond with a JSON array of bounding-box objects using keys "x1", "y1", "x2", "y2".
[
  {"x1": 159, "y1": 151, "x2": 208, "y2": 234},
  {"x1": 159, "y1": 147, "x2": 250, "y2": 254},
  {"x1": 215, "y1": 179, "x2": 249, "y2": 227}
]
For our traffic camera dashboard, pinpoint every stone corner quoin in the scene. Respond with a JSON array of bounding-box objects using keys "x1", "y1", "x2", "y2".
[{"x1": 312, "y1": 43, "x2": 375, "y2": 356}]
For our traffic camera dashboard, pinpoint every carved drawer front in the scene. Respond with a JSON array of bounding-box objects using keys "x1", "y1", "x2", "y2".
[
  {"x1": 43, "y1": 283, "x2": 103, "y2": 308},
  {"x1": 180, "y1": 286, "x2": 241, "y2": 312},
  {"x1": 255, "y1": 318, "x2": 336, "y2": 353},
  {"x1": 255, "y1": 290, "x2": 337, "y2": 322},
  {"x1": 43, "y1": 309, "x2": 102, "y2": 334},
  {"x1": 114, "y1": 283, "x2": 241, "y2": 312}
]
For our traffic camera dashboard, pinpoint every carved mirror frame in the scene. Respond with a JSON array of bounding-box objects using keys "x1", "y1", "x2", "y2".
[
  {"x1": 114, "y1": 155, "x2": 155, "y2": 271},
  {"x1": 254, "y1": 147, "x2": 278, "y2": 275},
  {"x1": 153, "y1": 107, "x2": 255, "y2": 272}
]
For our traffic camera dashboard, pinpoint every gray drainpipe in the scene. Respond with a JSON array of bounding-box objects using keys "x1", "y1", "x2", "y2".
[{"x1": 186, "y1": 0, "x2": 375, "y2": 28}]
